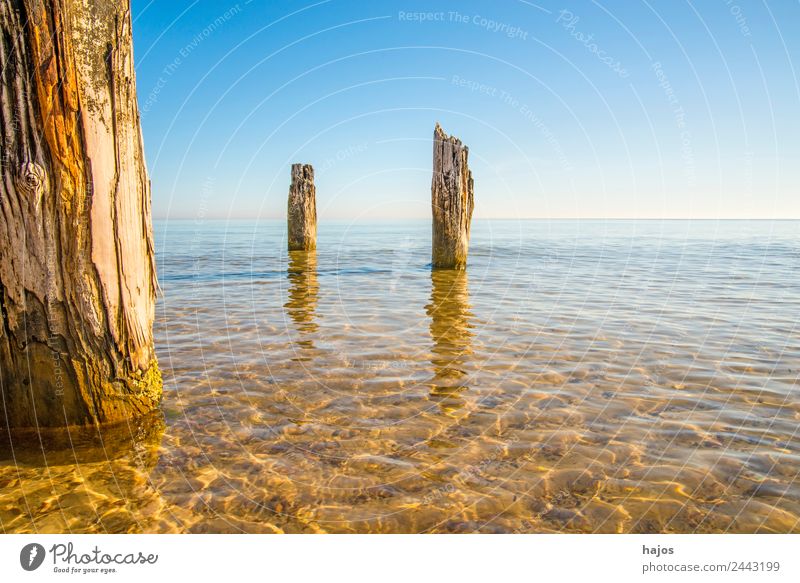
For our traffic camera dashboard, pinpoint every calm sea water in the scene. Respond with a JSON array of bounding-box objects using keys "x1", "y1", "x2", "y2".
[{"x1": 2, "y1": 219, "x2": 799, "y2": 533}]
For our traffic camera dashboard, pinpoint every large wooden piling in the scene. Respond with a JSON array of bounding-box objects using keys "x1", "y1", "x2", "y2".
[
  {"x1": 0, "y1": 0, "x2": 161, "y2": 428},
  {"x1": 288, "y1": 164, "x2": 317, "y2": 251},
  {"x1": 431, "y1": 123, "x2": 474, "y2": 269}
]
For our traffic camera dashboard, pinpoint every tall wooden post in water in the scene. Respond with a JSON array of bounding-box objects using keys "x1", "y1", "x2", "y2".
[
  {"x1": 431, "y1": 123, "x2": 474, "y2": 269},
  {"x1": 0, "y1": 0, "x2": 161, "y2": 428},
  {"x1": 288, "y1": 164, "x2": 317, "y2": 251}
]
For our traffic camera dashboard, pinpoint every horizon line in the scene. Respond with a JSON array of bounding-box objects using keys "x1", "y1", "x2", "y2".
[{"x1": 153, "y1": 216, "x2": 800, "y2": 221}]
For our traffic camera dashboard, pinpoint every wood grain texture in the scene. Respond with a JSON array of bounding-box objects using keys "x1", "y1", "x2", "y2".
[
  {"x1": 287, "y1": 163, "x2": 316, "y2": 251},
  {"x1": 431, "y1": 123, "x2": 474, "y2": 269},
  {"x1": 0, "y1": 0, "x2": 160, "y2": 429}
]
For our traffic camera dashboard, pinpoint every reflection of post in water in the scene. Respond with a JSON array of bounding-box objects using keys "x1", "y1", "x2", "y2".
[
  {"x1": 285, "y1": 251, "x2": 319, "y2": 350},
  {"x1": 426, "y1": 269, "x2": 474, "y2": 414},
  {"x1": 0, "y1": 411, "x2": 166, "y2": 469},
  {"x1": 0, "y1": 412, "x2": 167, "y2": 532}
]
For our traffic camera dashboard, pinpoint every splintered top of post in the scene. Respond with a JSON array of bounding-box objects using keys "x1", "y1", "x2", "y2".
[
  {"x1": 434, "y1": 122, "x2": 467, "y2": 153},
  {"x1": 291, "y1": 163, "x2": 314, "y2": 183}
]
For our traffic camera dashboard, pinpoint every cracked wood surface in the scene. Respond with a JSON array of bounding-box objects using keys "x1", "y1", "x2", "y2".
[
  {"x1": 0, "y1": 0, "x2": 160, "y2": 428},
  {"x1": 431, "y1": 123, "x2": 474, "y2": 269},
  {"x1": 287, "y1": 163, "x2": 317, "y2": 251}
]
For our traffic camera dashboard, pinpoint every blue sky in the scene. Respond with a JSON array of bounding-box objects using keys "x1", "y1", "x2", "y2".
[{"x1": 132, "y1": 0, "x2": 800, "y2": 220}]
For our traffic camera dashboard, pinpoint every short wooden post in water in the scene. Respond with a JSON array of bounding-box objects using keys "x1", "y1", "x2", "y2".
[
  {"x1": 287, "y1": 164, "x2": 317, "y2": 251},
  {"x1": 431, "y1": 123, "x2": 474, "y2": 269}
]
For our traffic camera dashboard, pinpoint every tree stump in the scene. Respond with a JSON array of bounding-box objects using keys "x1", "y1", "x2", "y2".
[
  {"x1": 287, "y1": 164, "x2": 317, "y2": 251},
  {"x1": 0, "y1": 0, "x2": 161, "y2": 429},
  {"x1": 431, "y1": 123, "x2": 474, "y2": 269}
]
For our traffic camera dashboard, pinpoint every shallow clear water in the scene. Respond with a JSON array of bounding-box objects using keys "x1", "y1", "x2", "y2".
[{"x1": 2, "y1": 219, "x2": 799, "y2": 533}]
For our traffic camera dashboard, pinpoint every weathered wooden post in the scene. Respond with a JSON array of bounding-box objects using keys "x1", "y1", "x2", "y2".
[
  {"x1": 0, "y1": 0, "x2": 161, "y2": 429},
  {"x1": 287, "y1": 164, "x2": 317, "y2": 251},
  {"x1": 431, "y1": 123, "x2": 474, "y2": 269}
]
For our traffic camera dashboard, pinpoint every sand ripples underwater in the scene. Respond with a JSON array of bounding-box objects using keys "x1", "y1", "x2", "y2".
[{"x1": 2, "y1": 220, "x2": 799, "y2": 533}]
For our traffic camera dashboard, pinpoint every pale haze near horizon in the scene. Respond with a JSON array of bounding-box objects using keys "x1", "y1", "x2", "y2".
[{"x1": 132, "y1": 1, "x2": 800, "y2": 221}]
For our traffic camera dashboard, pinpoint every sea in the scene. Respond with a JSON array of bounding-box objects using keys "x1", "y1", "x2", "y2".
[{"x1": 1, "y1": 219, "x2": 799, "y2": 533}]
